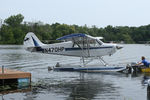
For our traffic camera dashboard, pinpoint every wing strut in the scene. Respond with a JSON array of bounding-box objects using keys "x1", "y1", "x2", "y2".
[
  {"x1": 80, "y1": 56, "x2": 108, "y2": 67},
  {"x1": 99, "y1": 57, "x2": 108, "y2": 66}
]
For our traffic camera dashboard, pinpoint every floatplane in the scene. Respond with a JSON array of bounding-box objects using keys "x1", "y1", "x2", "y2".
[{"x1": 24, "y1": 32, "x2": 126, "y2": 72}]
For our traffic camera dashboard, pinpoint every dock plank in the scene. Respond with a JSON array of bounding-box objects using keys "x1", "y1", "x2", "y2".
[{"x1": 0, "y1": 68, "x2": 31, "y2": 79}]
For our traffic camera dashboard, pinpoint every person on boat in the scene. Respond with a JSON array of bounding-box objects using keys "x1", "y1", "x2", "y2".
[{"x1": 138, "y1": 56, "x2": 150, "y2": 67}]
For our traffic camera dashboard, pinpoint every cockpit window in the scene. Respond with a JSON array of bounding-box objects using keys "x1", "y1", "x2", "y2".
[{"x1": 72, "y1": 37, "x2": 103, "y2": 48}]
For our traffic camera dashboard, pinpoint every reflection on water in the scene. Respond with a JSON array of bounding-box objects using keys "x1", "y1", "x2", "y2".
[
  {"x1": 147, "y1": 86, "x2": 150, "y2": 100},
  {"x1": 0, "y1": 44, "x2": 150, "y2": 100},
  {"x1": 0, "y1": 72, "x2": 125, "y2": 100},
  {"x1": 66, "y1": 73, "x2": 119, "y2": 100},
  {"x1": 0, "y1": 78, "x2": 31, "y2": 95},
  {"x1": 141, "y1": 75, "x2": 150, "y2": 100},
  {"x1": 23, "y1": 72, "x2": 122, "y2": 100},
  {"x1": 0, "y1": 83, "x2": 31, "y2": 100},
  {"x1": 0, "y1": 85, "x2": 31, "y2": 95}
]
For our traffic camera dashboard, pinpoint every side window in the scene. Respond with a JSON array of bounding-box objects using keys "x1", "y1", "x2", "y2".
[
  {"x1": 89, "y1": 40, "x2": 101, "y2": 47},
  {"x1": 72, "y1": 38, "x2": 103, "y2": 48}
]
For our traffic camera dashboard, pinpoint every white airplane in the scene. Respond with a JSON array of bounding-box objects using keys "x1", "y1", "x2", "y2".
[{"x1": 24, "y1": 32, "x2": 125, "y2": 72}]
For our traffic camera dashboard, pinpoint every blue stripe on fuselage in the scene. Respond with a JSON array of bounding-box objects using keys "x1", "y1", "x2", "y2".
[{"x1": 65, "y1": 46, "x2": 113, "y2": 51}]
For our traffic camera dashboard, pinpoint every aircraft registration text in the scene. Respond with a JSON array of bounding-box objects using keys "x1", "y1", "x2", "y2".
[{"x1": 43, "y1": 47, "x2": 64, "y2": 53}]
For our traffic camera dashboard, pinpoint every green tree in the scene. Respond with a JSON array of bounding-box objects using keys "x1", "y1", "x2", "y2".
[
  {"x1": 4, "y1": 14, "x2": 24, "y2": 27},
  {"x1": 122, "y1": 33, "x2": 134, "y2": 43},
  {"x1": 0, "y1": 25, "x2": 15, "y2": 44}
]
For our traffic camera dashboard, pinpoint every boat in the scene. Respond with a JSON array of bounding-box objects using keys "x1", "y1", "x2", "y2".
[{"x1": 141, "y1": 68, "x2": 150, "y2": 73}]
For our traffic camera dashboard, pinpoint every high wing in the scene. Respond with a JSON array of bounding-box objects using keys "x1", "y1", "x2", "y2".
[
  {"x1": 56, "y1": 33, "x2": 98, "y2": 43},
  {"x1": 56, "y1": 33, "x2": 103, "y2": 47}
]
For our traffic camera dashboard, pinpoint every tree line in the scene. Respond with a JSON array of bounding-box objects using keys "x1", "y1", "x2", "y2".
[{"x1": 0, "y1": 14, "x2": 150, "y2": 44}]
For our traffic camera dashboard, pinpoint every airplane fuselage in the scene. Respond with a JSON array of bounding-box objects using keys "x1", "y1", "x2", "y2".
[
  {"x1": 28, "y1": 41, "x2": 117, "y2": 57},
  {"x1": 24, "y1": 32, "x2": 122, "y2": 58}
]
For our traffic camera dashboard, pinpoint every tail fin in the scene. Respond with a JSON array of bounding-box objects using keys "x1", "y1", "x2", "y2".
[
  {"x1": 24, "y1": 32, "x2": 44, "y2": 47},
  {"x1": 24, "y1": 32, "x2": 45, "y2": 52}
]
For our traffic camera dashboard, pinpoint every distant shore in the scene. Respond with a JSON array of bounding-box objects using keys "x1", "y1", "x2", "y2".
[{"x1": 1, "y1": 14, "x2": 150, "y2": 44}]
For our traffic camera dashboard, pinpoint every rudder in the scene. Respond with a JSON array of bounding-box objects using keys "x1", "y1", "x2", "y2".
[{"x1": 24, "y1": 32, "x2": 44, "y2": 48}]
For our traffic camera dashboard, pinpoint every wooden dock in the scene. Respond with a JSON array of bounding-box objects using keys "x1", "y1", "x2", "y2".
[
  {"x1": 0, "y1": 68, "x2": 31, "y2": 79},
  {"x1": 0, "y1": 68, "x2": 31, "y2": 85}
]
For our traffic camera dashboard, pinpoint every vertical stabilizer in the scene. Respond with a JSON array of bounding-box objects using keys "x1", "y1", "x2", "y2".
[{"x1": 24, "y1": 32, "x2": 45, "y2": 48}]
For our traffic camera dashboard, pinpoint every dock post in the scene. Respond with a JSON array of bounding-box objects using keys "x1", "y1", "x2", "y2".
[
  {"x1": 2, "y1": 65, "x2": 4, "y2": 86},
  {"x1": 2, "y1": 65, "x2": 4, "y2": 74}
]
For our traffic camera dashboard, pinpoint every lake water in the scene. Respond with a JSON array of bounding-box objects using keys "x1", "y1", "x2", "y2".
[{"x1": 0, "y1": 44, "x2": 150, "y2": 100}]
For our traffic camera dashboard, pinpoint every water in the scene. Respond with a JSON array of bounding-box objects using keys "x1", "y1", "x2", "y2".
[{"x1": 0, "y1": 44, "x2": 150, "y2": 100}]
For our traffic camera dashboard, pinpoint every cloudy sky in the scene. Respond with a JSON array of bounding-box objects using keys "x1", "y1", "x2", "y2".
[{"x1": 1, "y1": 0, "x2": 150, "y2": 27}]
